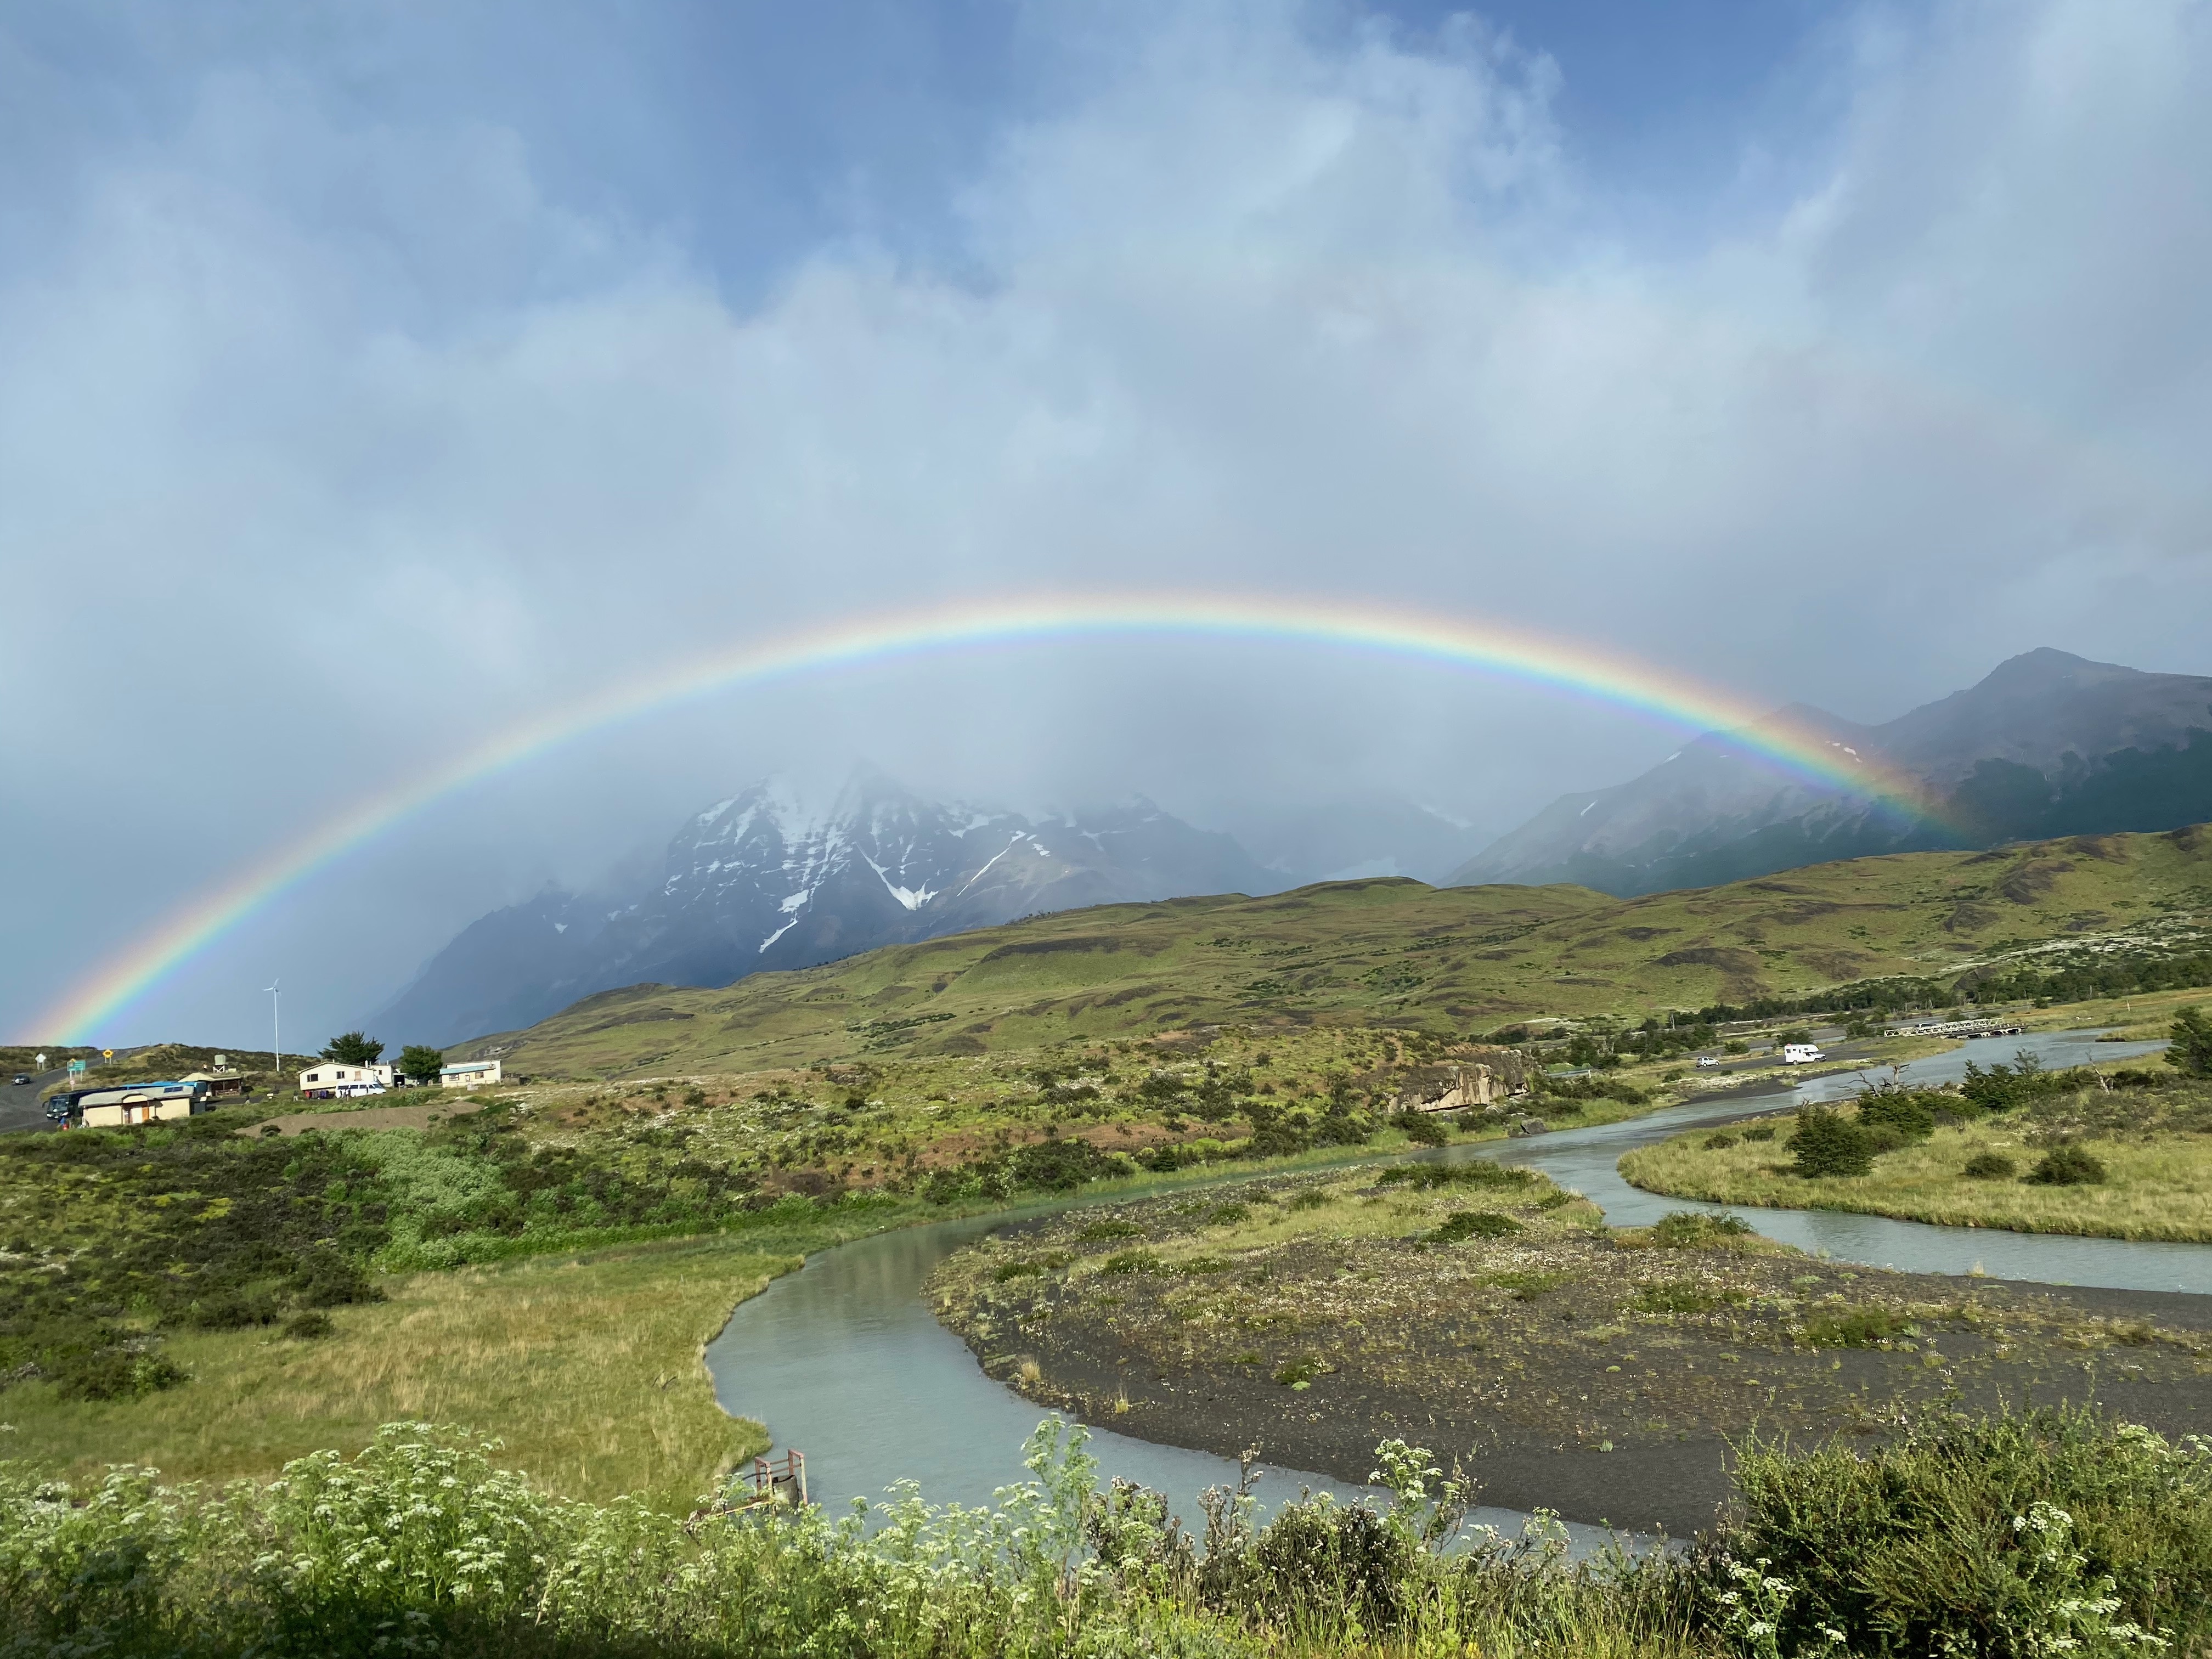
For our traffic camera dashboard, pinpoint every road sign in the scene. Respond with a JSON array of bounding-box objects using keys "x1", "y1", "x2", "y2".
[
  {"x1": 101, "y1": 1049, "x2": 112, "y2": 1059},
  {"x1": 67, "y1": 1059, "x2": 86, "y2": 1076}
]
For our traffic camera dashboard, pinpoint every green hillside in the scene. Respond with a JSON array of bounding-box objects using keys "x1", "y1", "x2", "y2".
[{"x1": 472, "y1": 824, "x2": 2212, "y2": 1079}]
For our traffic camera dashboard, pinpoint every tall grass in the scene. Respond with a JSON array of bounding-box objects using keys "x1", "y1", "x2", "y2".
[{"x1": 5, "y1": 1407, "x2": 2202, "y2": 1658}]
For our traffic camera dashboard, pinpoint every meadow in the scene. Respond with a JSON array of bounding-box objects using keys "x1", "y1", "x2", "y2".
[
  {"x1": 1622, "y1": 1055, "x2": 2212, "y2": 1242},
  {"x1": 460, "y1": 823, "x2": 2212, "y2": 1079},
  {"x1": 1, "y1": 1235, "x2": 795, "y2": 1513}
]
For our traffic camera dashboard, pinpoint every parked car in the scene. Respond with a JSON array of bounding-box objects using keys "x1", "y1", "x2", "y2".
[{"x1": 1695, "y1": 1056, "x2": 1720, "y2": 1068}]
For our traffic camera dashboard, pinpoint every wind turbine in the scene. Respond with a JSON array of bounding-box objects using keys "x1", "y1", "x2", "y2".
[{"x1": 264, "y1": 981, "x2": 281, "y2": 1090}]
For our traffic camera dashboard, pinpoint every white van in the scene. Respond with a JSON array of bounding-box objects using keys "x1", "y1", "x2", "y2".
[{"x1": 1782, "y1": 1043, "x2": 1825, "y2": 1065}]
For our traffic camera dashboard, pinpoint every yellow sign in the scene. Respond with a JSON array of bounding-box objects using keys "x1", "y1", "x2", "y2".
[{"x1": 101, "y1": 1049, "x2": 112, "y2": 1059}]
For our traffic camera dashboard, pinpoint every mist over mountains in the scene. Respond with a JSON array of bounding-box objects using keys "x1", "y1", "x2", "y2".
[
  {"x1": 375, "y1": 769, "x2": 1325, "y2": 1046},
  {"x1": 1451, "y1": 650, "x2": 2212, "y2": 895},
  {"x1": 377, "y1": 649, "x2": 2212, "y2": 1048}
]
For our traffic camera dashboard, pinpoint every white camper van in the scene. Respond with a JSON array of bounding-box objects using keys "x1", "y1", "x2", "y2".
[{"x1": 1782, "y1": 1043, "x2": 1825, "y2": 1065}]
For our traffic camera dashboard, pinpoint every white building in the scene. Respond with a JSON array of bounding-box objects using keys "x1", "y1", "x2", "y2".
[
  {"x1": 298, "y1": 1061, "x2": 393, "y2": 1099},
  {"x1": 439, "y1": 1058, "x2": 503, "y2": 1090}
]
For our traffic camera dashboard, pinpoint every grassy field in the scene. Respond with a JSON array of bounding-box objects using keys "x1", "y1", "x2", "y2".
[
  {"x1": 467, "y1": 825, "x2": 2212, "y2": 1079},
  {"x1": 0, "y1": 1234, "x2": 796, "y2": 1512},
  {"x1": 0, "y1": 1019, "x2": 1630, "y2": 1502},
  {"x1": 1622, "y1": 1064, "x2": 2212, "y2": 1242}
]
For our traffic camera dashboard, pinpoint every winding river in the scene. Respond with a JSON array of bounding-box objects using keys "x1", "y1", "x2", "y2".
[{"x1": 704, "y1": 1027, "x2": 2205, "y2": 1531}]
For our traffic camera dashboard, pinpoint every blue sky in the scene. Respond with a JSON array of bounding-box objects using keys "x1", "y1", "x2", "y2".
[{"x1": 4, "y1": 0, "x2": 2209, "y2": 1044}]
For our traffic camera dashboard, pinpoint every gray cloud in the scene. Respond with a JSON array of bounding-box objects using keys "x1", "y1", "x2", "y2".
[{"x1": 4, "y1": 0, "x2": 2209, "y2": 1045}]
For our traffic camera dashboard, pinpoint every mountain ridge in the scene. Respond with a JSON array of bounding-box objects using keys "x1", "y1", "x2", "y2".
[
  {"x1": 1448, "y1": 648, "x2": 2212, "y2": 895},
  {"x1": 374, "y1": 769, "x2": 1282, "y2": 1047},
  {"x1": 460, "y1": 821, "x2": 2212, "y2": 1079}
]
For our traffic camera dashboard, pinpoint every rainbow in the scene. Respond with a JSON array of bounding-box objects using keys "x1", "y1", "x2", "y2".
[{"x1": 26, "y1": 590, "x2": 1946, "y2": 1043}]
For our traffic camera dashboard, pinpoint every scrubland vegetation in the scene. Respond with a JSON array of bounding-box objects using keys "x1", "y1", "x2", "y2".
[
  {"x1": 4, "y1": 1404, "x2": 2207, "y2": 1657},
  {"x1": 0, "y1": 1020, "x2": 1657, "y2": 1492},
  {"x1": 926, "y1": 1165, "x2": 2210, "y2": 1536},
  {"x1": 1623, "y1": 1011, "x2": 2212, "y2": 1240}
]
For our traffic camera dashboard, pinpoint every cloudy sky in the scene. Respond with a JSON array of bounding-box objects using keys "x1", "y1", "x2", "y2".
[{"x1": 5, "y1": 0, "x2": 2209, "y2": 1048}]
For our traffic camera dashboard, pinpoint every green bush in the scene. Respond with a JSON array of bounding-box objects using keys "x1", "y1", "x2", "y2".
[
  {"x1": 2166, "y1": 1005, "x2": 2212, "y2": 1079},
  {"x1": 1789, "y1": 1105, "x2": 1876, "y2": 1177},
  {"x1": 1802, "y1": 1306, "x2": 1911, "y2": 1347},
  {"x1": 1376, "y1": 1161, "x2": 1534, "y2": 1192},
  {"x1": 1647, "y1": 1211, "x2": 1754, "y2": 1248},
  {"x1": 1856, "y1": 1087, "x2": 1938, "y2": 1143},
  {"x1": 1726, "y1": 1406, "x2": 2212, "y2": 1654},
  {"x1": 1702, "y1": 1132, "x2": 1738, "y2": 1150},
  {"x1": 2026, "y1": 1143, "x2": 2108, "y2": 1186},
  {"x1": 1963, "y1": 1151, "x2": 2018, "y2": 1181},
  {"x1": 1426, "y1": 1210, "x2": 1523, "y2": 1243},
  {"x1": 1630, "y1": 1282, "x2": 1747, "y2": 1314},
  {"x1": 2, "y1": 1410, "x2": 2202, "y2": 1657},
  {"x1": 1098, "y1": 1250, "x2": 1163, "y2": 1275},
  {"x1": 1395, "y1": 1110, "x2": 1449, "y2": 1147}
]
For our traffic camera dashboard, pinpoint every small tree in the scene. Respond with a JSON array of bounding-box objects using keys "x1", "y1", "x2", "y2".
[
  {"x1": 1790, "y1": 1105, "x2": 1876, "y2": 1178},
  {"x1": 318, "y1": 1032, "x2": 383, "y2": 1065},
  {"x1": 398, "y1": 1045, "x2": 445, "y2": 1086},
  {"x1": 2167, "y1": 1005, "x2": 2212, "y2": 1079}
]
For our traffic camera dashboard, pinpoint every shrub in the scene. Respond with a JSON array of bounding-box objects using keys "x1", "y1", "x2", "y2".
[
  {"x1": 1740, "y1": 1123, "x2": 1776, "y2": 1142},
  {"x1": 1790, "y1": 1105, "x2": 1876, "y2": 1178},
  {"x1": 1098, "y1": 1250, "x2": 1162, "y2": 1274},
  {"x1": 2168, "y1": 1005, "x2": 2212, "y2": 1078},
  {"x1": 1076, "y1": 1220, "x2": 1142, "y2": 1242},
  {"x1": 1285, "y1": 1188, "x2": 1330, "y2": 1211},
  {"x1": 1245, "y1": 1492, "x2": 1416, "y2": 1630},
  {"x1": 1395, "y1": 1110, "x2": 1448, "y2": 1147},
  {"x1": 1856, "y1": 1087, "x2": 1938, "y2": 1143},
  {"x1": 1702, "y1": 1131, "x2": 1738, "y2": 1150},
  {"x1": 2027, "y1": 1143, "x2": 2108, "y2": 1186},
  {"x1": 1631, "y1": 1282, "x2": 1747, "y2": 1314},
  {"x1": 1648, "y1": 1211, "x2": 1754, "y2": 1248},
  {"x1": 1426, "y1": 1210, "x2": 1523, "y2": 1243},
  {"x1": 282, "y1": 1310, "x2": 335, "y2": 1340},
  {"x1": 1963, "y1": 1151, "x2": 2018, "y2": 1180},
  {"x1": 1376, "y1": 1161, "x2": 1534, "y2": 1191},
  {"x1": 1802, "y1": 1306, "x2": 1911, "y2": 1347},
  {"x1": 994, "y1": 1256, "x2": 1067, "y2": 1282},
  {"x1": 1725, "y1": 1406, "x2": 2212, "y2": 1653}
]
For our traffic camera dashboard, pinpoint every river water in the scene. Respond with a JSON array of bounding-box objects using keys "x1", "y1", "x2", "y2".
[{"x1": 704, "y1": 1026, "x2": 2206, "y2": 1530}]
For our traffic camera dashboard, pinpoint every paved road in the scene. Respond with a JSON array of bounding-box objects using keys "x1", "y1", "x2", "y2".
[{"x1": 0, "y1": 1067, "x2": 64, "y2": 1133}]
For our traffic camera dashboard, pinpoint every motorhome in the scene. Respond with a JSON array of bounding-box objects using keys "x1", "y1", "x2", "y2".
[
  {"x1": 66, "y1": 1080, "x2": 212, "y2": 1127},
  {"x1": 1782, "y1": 1043, "x2": 1825, "y2": 1065}
]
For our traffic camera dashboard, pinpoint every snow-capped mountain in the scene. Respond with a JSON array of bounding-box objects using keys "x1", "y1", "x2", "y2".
[{"x1": 373, "y1": 768, "x2": 1277, "y2": 1046}]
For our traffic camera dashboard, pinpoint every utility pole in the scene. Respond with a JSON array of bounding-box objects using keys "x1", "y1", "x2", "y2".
[{"x1": 264, "y1": 981, "x2": 281, "y2": 1092}]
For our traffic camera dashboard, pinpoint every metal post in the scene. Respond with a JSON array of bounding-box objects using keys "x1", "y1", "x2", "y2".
[{"x1": 264, "y1": 981, "x2": 280, "y2": 1091}]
